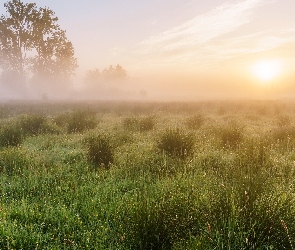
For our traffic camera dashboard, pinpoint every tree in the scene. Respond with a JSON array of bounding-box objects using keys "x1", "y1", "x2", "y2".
[
  {"x1": 102, "y1": 64, "x2": 127, "y2": 81},
  {"x1": 0, "y1": 0, "x2": 77, "y2": 96},
  {"x1": 84, "y1": 68, "x2": 101, "y2": 86}
]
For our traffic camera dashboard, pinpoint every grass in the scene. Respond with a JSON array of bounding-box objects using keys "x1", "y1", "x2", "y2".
[{"x1": 0, "y1": 100, "x2": 295, "y2": 249}]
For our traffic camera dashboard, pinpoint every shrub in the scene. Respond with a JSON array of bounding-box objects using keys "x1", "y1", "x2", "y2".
[
  {"x1": 85, "y1": 134, "x2": 114, "y2": 167},
  {"x1": 157, "y1": 128, "x2": 195, "y2": 159},
  {"x1": 272, "y1": 126, "x2": 295, "y2": 142},
  {"x1": 0, "y1": 124, "x2": 22, "y2": 147},
  {"x1": 186, "y1": 113, "x2": 205, "y2": 130},
  {"x1": 0, "y1": 148, "x2": 28, "y2": 175},
  {"x1": 53, "y1": 112, "x2": 72, "y2": 127},
  {"x1": 219, "y1": 121, "x2": 243, "y2": 148},
  {"x1": 123, "y1": 116, "x2": 155, "y2": 132},
  {"x1": 67, "y1": 110, "x2": 97, "y2": 133},
  {"x1": 139, "y1": 116, "x2": 155, "y2": 132},
  {"x1": 122, "y1": 116, "x2": 139, "y2": 131},
  {"x1": 277, "y1": 115, "x2": 291, "y2": 127},
  {"x1": 19, "y1": 114, "x2": 47, "y2": 135},
  {"x1": 116, "y1": 182, "x2": 202, "y2": 250}
]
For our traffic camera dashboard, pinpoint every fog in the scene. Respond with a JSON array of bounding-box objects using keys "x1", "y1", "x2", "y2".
[
  {"x1": 1, "y1": 0, "x2": 295, "y2": 103},
  {"x1": 1, "y1": 69, "x2": 295, "y2": 103}
]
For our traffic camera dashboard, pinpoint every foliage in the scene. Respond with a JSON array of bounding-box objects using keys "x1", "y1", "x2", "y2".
[
  {"x1": 122, "y1": 116, "x2": 155, "y2": 132},
  {"x1": 122, "y1": 116, "x2": 139, "y2": 131},
  {"x1": 157, "y1": 128, "x2": 195, "y2": 159},
  {"x1": 18, "y1": 114, "x2": 47, "y2": 135},
  {"x1": 102, "y1": 64, "x2": 127, "y2": 81},
  {"x1": 219, "y1": 120, "x2": 244, "y2": 148},
  {"x1": 53, "y1": 112, "x2": 72, "y2": 127},
  {"x1": 84, "y1": 64, "x2": 127, "y2": 87},
  {"x1": 0, "y1": 147, "x2": 28, "y2": 175},
  {"x1": 85, "y1": 134, "x2": 114, "y2": 167},
  {"x1": 0, "y1": 124, "x2": 22, "y2": 147},
  {"x1": 139, "y1": 116, "x2": 155, "y2": 132},
  {"x1": 1, "y1": 101, "x2": 295, "y2": 249},
  {"x1": 67, "y1": 110, "x2": 97, "y2": 133},
  {"x1": 0, "y1": 0, "x2": 77, "y2": 92},
  {"x1": 272, "y1": 126, "x2": 295, "y2": 143},
  {"x1": 186, "y1": 113, "x2": 205, "y2": 129},
  {"x1": 277, "y1": 114, "x2": 291, "y2": 127}
]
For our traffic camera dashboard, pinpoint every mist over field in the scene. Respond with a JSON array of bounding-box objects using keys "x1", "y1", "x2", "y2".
[
  {"x1": 2, "y1": 1, "x2": 295, "y2": 249},
  {"x1": 1, "y1": 0, "x2": 295, "y2": 102}
]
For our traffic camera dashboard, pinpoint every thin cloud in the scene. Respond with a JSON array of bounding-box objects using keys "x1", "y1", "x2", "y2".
[{"x1": 136, "y1": 0, "x2": 266, "y2": 54}]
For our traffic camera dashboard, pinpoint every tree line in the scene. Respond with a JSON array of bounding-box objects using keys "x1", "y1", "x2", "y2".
[{"x1": 0, "y1": 0, "x2": 127, "y2": 98}]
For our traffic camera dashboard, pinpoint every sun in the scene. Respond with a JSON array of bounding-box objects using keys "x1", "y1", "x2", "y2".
[{"x1": 252, "y1": 60, "x2": 282, "y2": 81}]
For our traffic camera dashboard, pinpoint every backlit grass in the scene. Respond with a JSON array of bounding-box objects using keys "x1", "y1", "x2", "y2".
[{"x1": 0, "y1": 100, "x2": 295, "y2": 249}]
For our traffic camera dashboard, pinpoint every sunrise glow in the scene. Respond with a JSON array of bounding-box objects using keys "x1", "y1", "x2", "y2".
[{"x1": 252, "y1": 60, "x2": 282, "y2": 81}]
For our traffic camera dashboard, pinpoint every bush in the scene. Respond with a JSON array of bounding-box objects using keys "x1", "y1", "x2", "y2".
[
  {"x1": 277, "y1": 115, "x2": 291, "y2": 127},
  {"x1": 0, "y1": 148, "x2": 28, "y2": 175},
  {"x1": 139, "y1": 116, "x2": 155, "y2": 132},
  {"x1": 53, "y1": 112, "x2": 72, "y2": 127},
  {"x1": 19, "y1": 114, "x2": 47, "y2": 135},
  {"x1": 67, "y1": 110, "x2": 97, "y2": 133},
  {"x1": 0, "y1": 124, "x2": 22, "y2": 147},
  {"x1": 186, "y1": 113, "x2": 205, "y2": 130},
  {"x1": 122, "y1": 117, "x2": 139, "y2": 131},
  {"x1": 116, "y1": 182, "x2": 202, "y2": 250},
  {"x1": 157, "y1": 128, "x2": 195, "y2": 159},
  {"x1": 85, "y1": 134, "x2": 114, "y2": 167},
  {"x1": 219, "y1": 121, "x2": 243, "y2": 148},
  {"x1": 123, "y1": 116, "x2": 156, "y2": 132},
  {"x1": 272, "y1": 126, "x2": 295, "y2": 142}
]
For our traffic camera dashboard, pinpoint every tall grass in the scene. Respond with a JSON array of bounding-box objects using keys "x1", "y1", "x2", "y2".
[
  {"x1": 157, "y1": 128, "x2": 195, "y2": 159},
  {"x1": 0, "y1": 100, "x2": 295, "y2": 249}
]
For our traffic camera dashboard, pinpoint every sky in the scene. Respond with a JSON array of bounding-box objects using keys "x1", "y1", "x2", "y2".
[{"x1": 3, "y1": 0, "x2": 295, "y2": 99}]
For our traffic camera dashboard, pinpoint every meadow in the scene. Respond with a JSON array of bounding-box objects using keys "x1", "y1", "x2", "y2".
[{"x1": 0, "y1": 100, "x2": 295, "y2": 249}]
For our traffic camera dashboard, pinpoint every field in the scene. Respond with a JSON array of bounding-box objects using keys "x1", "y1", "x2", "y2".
[{"x1": 0, "y1": 100, "x2": 295, "y2": 249}]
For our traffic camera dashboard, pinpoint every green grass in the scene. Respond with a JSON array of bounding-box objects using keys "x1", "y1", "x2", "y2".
[{"x1": 0, "y1": 100, "x2": 295, "y2": 249}]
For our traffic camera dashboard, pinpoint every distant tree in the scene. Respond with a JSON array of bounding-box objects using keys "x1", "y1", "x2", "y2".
[
  {"x1": 84, "y1": 68, "x2": 101, "y2": 86},
  {"x1": 102, "y1": 64, "x2": 127, "y2": 81},
  {"x1": 0, "y1": 0, "x2": 77, "y2": 93}
]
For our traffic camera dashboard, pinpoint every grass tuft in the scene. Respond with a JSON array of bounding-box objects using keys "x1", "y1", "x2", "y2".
[{"x1": 157, "y1": 128, "x2": 195, "y2": 159}]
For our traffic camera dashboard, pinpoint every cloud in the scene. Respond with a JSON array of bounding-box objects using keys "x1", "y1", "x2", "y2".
[{"x1": 136, "y1": 0, "x2": 265, "y2": 54}]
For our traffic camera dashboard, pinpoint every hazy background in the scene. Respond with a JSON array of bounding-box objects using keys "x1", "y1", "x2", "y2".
[{"x1": 1, "y1": 0, "x2": 295, "y2": 100}]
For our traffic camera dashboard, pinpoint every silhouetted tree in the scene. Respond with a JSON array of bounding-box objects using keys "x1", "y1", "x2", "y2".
[
  {"x1": 84, "y1": 68, "x2": 101, "y2": 86},
  {"x1": 0, "y1": 0, "x2": 77, "y2": 93},
  {"x1": 102, "y1": 64, "x2": 127, "y2": 81}
]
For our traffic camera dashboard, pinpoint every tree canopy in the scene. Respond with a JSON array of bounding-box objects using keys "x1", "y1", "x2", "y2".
[
  {"x1": 84, "y1": 64, "x2": 127, "y2": 87},
  {"x1": 0, "y1": 0, "x2": 77, "y2": 95}
]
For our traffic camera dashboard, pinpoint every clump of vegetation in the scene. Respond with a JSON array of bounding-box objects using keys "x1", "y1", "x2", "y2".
[
  {"x1": 186, "y1": 113, "x2": 205, "y2": 129},
  {"x1": 53, "y1": 112, "x2": 72, "y2": 127},
  {"x1": 139, "y1": 116, "x2": 155, "y2": 132},
  {"x1": 123, "y1": 116, "x2": 155, "y2": 132},
  {"x1": 18, "y1": 114, "x2": 47, "y2": 135},
  {"x1": 277, "y1": 114, "x2": 291, "y2": 127},
  {"x1": 0, "y1": 148, "x2": 28, "y2": 176},
  {"x1": 2, "y1": 100, "x2": 295, "y2": 249},
  {"x1": 18, "y1": 114, "x2": 60, "y2": 135},
  {"x1": 157, "y1": 128, "x2": 195, "y2": 159},
  {"x1": 0, "y1": 124, "x2": 22, "y2": 147},
  {"x1": 219, "y1": 121, "x2": 244, "y2": 148},
  {"x1": 67, "y1": 110, "x2": 97, "y2": 133},
  {"x1": 117, "y1": 183, "x2": 202, "y2": 250},
  {"x1": 123, "y1": 116, "x2": 139, "y2": 131},
  {"x1": 272, "y1": 126, "x2": 295, "y2": 144},
  {"x1": 85, "y1": 134, "x2": 114, "y2": 167}
]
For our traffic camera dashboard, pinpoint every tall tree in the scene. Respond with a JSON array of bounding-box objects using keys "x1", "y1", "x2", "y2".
[
  {"x1": 0, "y1": 0, "x2": 77, "y2": 95},
  {"x1": 102, "y1": 64, "x2": 127, "y2": 81}
]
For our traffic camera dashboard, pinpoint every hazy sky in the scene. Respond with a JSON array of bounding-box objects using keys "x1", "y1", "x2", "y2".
[{"x1": 6, "y1": 0, "x2": 295, "y2": 99}]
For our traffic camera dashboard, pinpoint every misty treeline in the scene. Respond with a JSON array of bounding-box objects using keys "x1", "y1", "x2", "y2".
[
  {"x1": 84, "y1": 65, "x2": 127, "y2": 86},
  {"x1": 0, "y1": 0, "x2": 128, "y2": 99}
]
